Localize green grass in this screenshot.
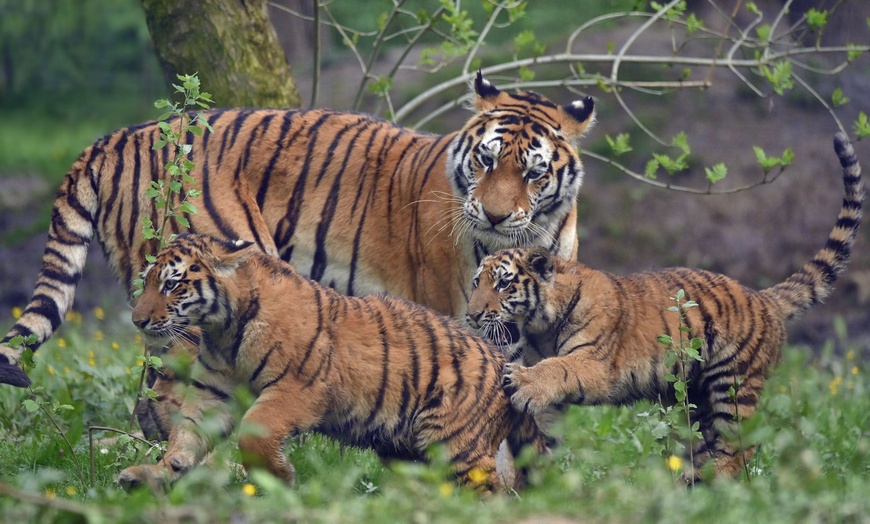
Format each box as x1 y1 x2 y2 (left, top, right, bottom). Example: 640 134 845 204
0 311 868 522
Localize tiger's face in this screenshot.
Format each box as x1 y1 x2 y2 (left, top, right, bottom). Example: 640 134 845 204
465 247 554 360
447 73 595 250
131 235 252 343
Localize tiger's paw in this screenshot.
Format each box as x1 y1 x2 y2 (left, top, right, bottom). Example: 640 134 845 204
503 363 554 416
117 452 193 492
117 464 174 493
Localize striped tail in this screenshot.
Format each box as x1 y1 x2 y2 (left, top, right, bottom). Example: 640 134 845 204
0 147 99 387
762 132 864 320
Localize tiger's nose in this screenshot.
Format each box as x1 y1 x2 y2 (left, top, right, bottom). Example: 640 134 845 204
467 311 483 324
483 209 509 225
131 312 149 330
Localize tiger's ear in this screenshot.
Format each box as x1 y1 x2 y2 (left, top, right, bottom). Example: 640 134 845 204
473 70 501 112
525 247 554 283
206 237 257 277
560 96 596 145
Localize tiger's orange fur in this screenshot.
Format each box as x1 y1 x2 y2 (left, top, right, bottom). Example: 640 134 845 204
0 73 595 441
466 133 863 480
116 234 551 491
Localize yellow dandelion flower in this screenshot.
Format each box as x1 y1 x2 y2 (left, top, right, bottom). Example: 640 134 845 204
134 334 143 345
64 367 71 375
667 455 683 472
11 306 22 320
112 342 120 350
846 350 855 361
852 366 859 376
65 485 77 496
65 311 82 323
57 338 67 348
95 330 104 342
439 483 454 497
45 488 56 500
829 376 843 396
88 350 96 367
47 365 56 376
467 467 489 484
93 307 105 320
241 483 257 497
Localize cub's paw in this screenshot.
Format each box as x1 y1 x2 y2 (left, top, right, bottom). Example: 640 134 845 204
502 363 552 416
117 464 173 493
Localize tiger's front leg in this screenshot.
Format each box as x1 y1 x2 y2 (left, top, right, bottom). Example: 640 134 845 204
119 364 235 492
135 338 200 442
503 353 611 416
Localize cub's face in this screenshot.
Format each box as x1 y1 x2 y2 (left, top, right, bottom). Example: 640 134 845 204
465 247 553 360
131 234 250 342
447 73 595 251
131 248 211 343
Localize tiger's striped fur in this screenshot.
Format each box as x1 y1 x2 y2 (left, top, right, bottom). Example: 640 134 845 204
0 72 596 397
116 233 551 491
466 133 863 480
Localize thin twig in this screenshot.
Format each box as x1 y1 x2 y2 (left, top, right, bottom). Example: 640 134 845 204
310 0 321 107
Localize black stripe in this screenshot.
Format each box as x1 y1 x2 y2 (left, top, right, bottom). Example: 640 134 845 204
191 379 230 401
364 305 391 426
310 121 372 281
250 343 279 385
275 112 335 249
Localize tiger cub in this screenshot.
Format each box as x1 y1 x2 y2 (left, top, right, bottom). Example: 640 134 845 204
465 133 863 480
117 233 551 492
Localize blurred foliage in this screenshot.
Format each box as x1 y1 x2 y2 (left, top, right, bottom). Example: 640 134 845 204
0 0 163 107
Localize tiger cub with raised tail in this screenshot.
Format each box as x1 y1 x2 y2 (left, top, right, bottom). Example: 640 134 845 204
465 133 863 480
117 233 552 492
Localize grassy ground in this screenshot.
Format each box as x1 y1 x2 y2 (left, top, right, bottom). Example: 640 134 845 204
0 311 867 523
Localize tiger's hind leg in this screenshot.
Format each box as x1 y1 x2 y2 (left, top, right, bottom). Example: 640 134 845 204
687 373 763 481
237 383 324 486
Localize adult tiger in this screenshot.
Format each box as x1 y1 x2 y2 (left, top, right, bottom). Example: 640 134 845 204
117 233 552 491
465 133 863 480
0 73 596 436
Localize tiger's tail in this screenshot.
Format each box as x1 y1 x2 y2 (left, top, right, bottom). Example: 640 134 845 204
762 132 864 320
0 146 100 387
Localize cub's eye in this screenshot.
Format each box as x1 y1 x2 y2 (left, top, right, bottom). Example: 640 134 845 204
478 153 495 171
495 278 513 292
163 279 179 293
526 166 548 182
471 276 479 289
189 264 201 273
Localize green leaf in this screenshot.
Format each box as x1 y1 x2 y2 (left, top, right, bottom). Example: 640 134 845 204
657 334 673 346
651 420 671 439
152 139 167 151
180 201 198 215
145 254 156 263
755 24 771 41
175 215 190 228
157 121 173 133
805 8 828 32
853 112 870 139
685 13 702 35
186 125 204 137
154 99 171 109
606 133 633 156
746 2 760 15
22 399 39 413
780 148 794 167
831 88 850 107
705 163 728 184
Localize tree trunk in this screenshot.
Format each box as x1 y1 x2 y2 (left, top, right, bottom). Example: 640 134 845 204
140 0 301 108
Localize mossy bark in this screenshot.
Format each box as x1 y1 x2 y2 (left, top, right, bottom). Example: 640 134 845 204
140 0 301 108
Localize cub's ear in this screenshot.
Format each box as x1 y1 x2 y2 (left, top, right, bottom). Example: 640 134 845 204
473 70 501 112
560 96 596 145
525 247 554 282
206 237 257 277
